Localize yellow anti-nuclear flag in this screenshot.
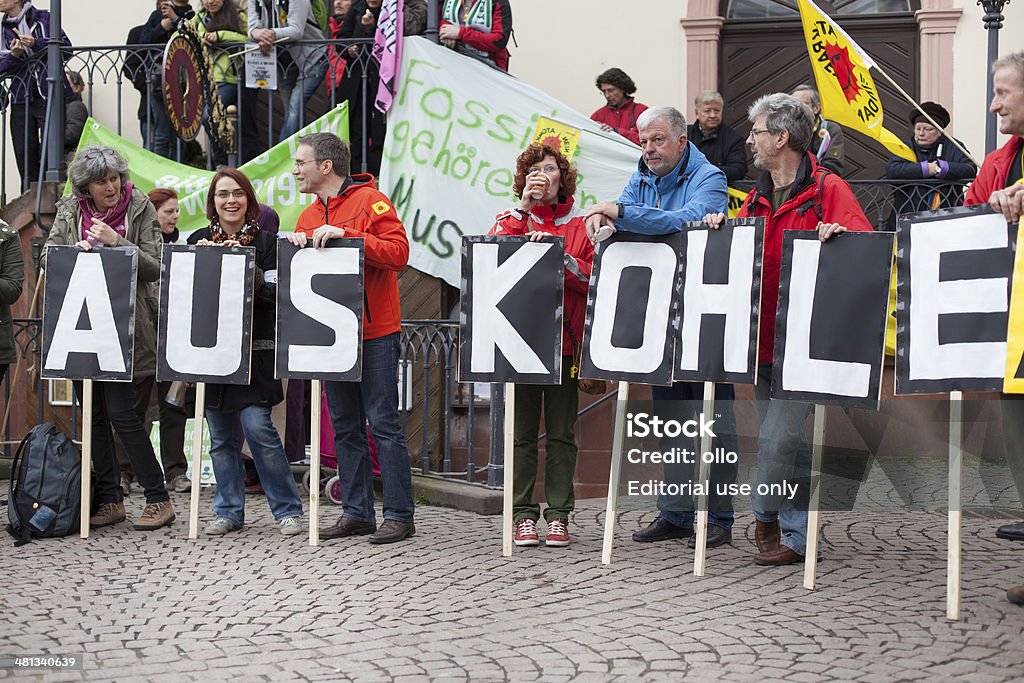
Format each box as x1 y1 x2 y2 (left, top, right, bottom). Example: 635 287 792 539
1005 225 1024 392
727 187 748 219
797 0 915 162
532 117 581 162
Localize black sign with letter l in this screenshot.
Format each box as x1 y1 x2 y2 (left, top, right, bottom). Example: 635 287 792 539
41 245 138 381
276 238 364 381
459 235 564 384
773 230 894 408
580 232 681 386
157 244 255 384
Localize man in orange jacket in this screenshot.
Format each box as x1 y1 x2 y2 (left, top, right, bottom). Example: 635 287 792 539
285 132 415 544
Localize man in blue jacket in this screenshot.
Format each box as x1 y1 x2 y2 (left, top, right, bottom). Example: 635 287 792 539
586 106 738 549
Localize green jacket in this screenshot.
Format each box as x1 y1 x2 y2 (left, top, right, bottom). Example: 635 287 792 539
190 9 249 85
0 220 24 366
43 190 162 377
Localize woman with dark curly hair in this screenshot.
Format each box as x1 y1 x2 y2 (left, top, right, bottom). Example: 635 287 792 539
591 67 648 145
489 144 594 548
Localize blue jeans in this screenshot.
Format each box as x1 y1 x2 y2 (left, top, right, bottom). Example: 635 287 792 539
651 382 738 531
278 57 328 141
148 96 175 160
325 333 414 523
205 405 303 526
751 364 817 556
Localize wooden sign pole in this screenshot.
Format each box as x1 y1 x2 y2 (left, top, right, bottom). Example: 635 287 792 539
692 381 716 576
79 379 93 539
187 382 206 540
309 379 322 547
502 383 516 557
947 390 963 620
803 403 826 590
601 381 630 564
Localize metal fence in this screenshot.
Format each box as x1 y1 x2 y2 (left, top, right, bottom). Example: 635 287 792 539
0 37 379 203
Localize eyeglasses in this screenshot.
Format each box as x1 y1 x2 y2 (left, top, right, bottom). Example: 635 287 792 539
214 189 246 199
747 128 773 139
914 124 939 134
294 159 321 169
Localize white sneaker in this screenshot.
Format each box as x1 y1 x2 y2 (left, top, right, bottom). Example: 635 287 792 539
279 516 303 536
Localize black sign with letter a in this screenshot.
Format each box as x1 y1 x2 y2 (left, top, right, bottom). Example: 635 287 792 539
157 244 255 384
772 231 894 408
895 206 1014 394
459 235 564 384
276 239 364 381
675 218 763 385
580 233 681 386
41 245 138 381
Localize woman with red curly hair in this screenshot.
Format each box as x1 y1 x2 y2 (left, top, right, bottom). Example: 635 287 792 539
489 144 594 548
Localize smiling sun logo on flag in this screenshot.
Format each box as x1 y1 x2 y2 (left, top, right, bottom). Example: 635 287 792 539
823 42 861 104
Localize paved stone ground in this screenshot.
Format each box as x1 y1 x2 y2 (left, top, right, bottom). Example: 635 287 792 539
2 487 1023 683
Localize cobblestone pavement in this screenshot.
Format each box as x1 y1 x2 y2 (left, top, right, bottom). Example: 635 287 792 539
2 489 1023 683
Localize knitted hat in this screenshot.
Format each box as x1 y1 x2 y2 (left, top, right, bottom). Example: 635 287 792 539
911 102 950 129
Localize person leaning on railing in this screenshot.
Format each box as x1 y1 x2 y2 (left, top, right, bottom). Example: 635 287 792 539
885 101 976 221
41 145 175 532
0 0 73 192
140 1 196 160
489 143 594 549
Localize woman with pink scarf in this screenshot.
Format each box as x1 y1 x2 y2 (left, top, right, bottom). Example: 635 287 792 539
42 145 174 532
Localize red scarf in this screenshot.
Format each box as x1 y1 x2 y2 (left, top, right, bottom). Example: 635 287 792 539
77 181 133 241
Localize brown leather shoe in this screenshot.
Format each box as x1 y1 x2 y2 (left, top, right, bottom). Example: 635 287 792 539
754 519 780 553
1008 585 1024 605
89 501 126 528
133 500 175 530
754 545 804 566
321 516 377 539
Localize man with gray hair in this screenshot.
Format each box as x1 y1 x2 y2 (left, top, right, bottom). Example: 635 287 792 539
791 84 846 175
687 91 748 182
705 93 871 565
586 106 739 550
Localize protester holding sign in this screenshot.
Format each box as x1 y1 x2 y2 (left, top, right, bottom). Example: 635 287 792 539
185 168 304 536
189 0 260 164
488 144 594 548
42 145 175 531
706 93 871 566
287 132 415 544
962 51 1024 605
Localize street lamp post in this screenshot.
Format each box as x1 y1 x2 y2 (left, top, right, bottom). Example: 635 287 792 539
979 0 1010 154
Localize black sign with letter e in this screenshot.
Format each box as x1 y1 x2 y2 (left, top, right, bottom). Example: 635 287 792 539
157 244 255 384
580 232 681 386
772 231 894 408
276 238 364 381
459 235 564 384
675 218 764 384
41 245 138 381
895 206 1014 394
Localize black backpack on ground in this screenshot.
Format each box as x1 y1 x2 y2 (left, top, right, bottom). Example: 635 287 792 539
6 424 82 546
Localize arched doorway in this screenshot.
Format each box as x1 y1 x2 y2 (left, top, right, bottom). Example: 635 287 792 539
718 0 921 180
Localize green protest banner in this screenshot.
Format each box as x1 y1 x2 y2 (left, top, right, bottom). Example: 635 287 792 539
69 103 349 234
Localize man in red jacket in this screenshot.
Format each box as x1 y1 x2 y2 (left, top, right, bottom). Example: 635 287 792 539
285 132 415 544
962 52 1024 605
706 93 871 566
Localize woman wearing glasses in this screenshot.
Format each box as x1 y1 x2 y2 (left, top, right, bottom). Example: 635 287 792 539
187 168 304 537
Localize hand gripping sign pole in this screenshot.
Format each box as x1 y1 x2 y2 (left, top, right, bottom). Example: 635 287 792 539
692 381 715 576
187 383 206 540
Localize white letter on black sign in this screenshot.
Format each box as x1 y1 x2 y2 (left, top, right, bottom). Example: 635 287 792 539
44 253 126 374
678 228 755 374
909 215 1008 380
589 242 676 374
288 247 360 374
165 252 247 376
782 239 870 396
470 242 549 375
